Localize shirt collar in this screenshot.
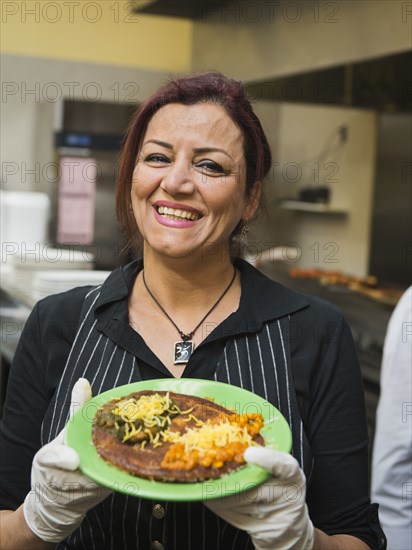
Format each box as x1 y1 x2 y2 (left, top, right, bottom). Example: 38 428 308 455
93 258 309 332
233 258 309 332
94 259 142 311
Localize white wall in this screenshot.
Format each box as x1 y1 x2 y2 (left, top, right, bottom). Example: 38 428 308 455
249 101 377 277
193 0 411 80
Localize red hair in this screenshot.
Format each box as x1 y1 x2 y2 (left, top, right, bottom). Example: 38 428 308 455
116 71 272 253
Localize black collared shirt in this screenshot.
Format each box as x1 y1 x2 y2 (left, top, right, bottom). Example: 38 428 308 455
0 259 383 549
93 258 308 381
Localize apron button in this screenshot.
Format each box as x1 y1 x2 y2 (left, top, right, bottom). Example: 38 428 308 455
152 504 165 519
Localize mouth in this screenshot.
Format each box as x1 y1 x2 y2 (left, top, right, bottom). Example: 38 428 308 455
155 205 202 222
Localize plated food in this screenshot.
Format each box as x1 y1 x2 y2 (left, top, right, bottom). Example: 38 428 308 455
92 390 264 482
66 379 292 500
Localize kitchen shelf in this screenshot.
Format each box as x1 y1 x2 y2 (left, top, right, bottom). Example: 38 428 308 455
279 200 348 215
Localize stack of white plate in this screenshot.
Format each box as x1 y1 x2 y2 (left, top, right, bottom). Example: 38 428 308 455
32 270 111 302
4 248 97 306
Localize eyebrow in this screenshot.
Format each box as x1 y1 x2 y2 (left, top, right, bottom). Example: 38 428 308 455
144 139 234 160
194 147 233 160
145 139 172 149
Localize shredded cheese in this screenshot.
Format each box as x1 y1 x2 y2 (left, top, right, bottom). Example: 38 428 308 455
160 413 264 470
110 392 191 444
161 418 254 454
112 392 173 424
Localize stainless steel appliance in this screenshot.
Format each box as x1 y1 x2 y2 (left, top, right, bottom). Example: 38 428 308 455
51 99 136 270
369 113 412 287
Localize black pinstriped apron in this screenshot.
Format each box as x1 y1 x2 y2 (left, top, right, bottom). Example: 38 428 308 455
41 285 312 550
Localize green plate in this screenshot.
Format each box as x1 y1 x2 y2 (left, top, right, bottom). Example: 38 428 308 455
65 378 292 501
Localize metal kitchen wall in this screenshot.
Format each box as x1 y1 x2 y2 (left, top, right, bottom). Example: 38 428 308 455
369 113 412 287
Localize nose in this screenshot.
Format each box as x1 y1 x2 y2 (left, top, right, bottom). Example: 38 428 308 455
160 160 195 196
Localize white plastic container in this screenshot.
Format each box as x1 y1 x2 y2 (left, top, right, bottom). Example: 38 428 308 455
0 191 50 263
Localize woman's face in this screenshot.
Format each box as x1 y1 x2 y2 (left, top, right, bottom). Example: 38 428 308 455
131 102 260 261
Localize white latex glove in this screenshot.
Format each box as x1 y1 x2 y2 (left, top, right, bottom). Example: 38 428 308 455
23 378 112 543
206 447 314 550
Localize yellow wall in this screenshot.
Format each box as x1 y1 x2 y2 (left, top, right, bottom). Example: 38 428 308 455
1 1 193 72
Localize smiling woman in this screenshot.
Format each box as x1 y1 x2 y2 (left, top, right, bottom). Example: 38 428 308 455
130 102 254 261
116 72 272 257
0 72 385 550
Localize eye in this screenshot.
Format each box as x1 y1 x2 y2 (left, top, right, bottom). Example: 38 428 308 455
196 160 225 174
144 153 171 164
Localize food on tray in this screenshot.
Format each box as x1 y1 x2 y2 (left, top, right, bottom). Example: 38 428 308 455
289 267 378 288
289 267 404 305
92 390 264 482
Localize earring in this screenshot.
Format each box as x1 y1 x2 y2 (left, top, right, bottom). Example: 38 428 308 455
129 203 133 213
240 220 249 238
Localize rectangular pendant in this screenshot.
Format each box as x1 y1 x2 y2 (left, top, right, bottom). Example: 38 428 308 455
174 341 194 364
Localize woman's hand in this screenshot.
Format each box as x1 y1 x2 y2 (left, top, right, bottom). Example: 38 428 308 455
23 378 112 543
205 447 314 550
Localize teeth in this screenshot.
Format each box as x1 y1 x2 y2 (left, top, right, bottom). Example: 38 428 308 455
157 206 200 221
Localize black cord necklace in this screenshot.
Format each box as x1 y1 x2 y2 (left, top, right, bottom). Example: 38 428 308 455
142 267 237 365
